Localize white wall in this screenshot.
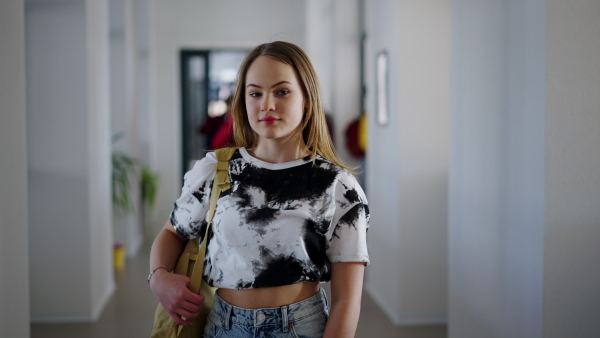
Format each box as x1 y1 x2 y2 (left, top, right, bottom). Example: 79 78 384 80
87 0 117 321
134 0 153 169
448 1 546 337
364 0 449 325
305 0 362 166
305 0 335 115
26 0 115 322
363 0 402 323
450 1 600 337
331 1 362 165
149 0 306 236
110 0 145 258
0 0 30 336
544 1 600 336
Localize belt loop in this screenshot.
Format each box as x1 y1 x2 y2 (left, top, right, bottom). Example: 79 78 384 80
224 302 232 330
281 306 289 332
321 288 328 308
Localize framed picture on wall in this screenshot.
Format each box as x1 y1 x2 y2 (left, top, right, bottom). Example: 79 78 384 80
376 50 389 126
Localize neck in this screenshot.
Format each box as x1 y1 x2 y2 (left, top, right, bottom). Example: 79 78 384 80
250 135 310 164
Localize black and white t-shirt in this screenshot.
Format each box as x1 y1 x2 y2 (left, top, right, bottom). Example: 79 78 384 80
170 148 369 290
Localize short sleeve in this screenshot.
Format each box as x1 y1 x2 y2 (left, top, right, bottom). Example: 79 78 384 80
169 152 217 240
326 170 370 265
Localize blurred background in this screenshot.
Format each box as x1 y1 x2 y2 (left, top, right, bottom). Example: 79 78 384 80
1 0 599 337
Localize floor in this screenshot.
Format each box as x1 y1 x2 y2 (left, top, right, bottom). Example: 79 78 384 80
31 245 447 338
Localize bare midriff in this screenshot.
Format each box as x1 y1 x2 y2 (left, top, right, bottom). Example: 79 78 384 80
217 281 321 309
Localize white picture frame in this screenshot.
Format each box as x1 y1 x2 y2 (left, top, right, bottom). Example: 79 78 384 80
376 50 389 126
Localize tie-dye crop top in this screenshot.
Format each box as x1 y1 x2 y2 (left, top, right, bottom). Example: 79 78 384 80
170 148 369 290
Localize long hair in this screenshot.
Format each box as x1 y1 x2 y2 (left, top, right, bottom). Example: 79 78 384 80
231 41 351 170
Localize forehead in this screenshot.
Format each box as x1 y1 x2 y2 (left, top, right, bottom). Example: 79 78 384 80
245 56 299 84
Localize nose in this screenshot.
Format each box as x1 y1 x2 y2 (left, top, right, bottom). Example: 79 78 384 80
260 95 275 112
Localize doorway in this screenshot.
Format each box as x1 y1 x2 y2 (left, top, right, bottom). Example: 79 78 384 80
179 49 248 179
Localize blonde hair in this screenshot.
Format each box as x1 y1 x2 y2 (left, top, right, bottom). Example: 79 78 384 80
232 41 350 170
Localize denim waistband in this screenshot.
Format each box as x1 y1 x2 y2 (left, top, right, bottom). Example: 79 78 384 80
211 288 327 328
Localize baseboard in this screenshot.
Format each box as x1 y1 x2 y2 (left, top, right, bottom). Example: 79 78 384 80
394 316 447 326
91 279 116 321
31 281 116 324
31 313 93 324
364 283 447 326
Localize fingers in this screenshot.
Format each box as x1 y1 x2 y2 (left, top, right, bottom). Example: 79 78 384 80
178 298 203 317
165 303 201 326
151 272 206 326
167 309 194 326
167 298 203 326
166 290 204 325
173 283 204 306
186 290 205 305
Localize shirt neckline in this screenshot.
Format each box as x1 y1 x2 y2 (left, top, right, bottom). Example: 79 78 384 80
239 148 312 170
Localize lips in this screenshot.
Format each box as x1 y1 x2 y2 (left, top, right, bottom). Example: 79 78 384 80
259 116 279 125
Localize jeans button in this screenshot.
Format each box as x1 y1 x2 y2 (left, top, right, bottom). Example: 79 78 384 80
256 312 265 324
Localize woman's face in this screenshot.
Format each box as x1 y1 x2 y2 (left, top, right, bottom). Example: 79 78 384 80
244 56 305 144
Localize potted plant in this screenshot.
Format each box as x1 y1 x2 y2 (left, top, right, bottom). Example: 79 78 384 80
111 133 159 215
111 133 159 269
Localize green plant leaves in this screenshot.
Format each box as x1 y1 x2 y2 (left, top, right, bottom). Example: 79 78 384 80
112 134 159 215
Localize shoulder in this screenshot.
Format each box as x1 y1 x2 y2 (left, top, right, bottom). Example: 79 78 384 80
337 170 368 204
314 156 356 181
314 157 367 203
183 151 218 186
189 151 217 173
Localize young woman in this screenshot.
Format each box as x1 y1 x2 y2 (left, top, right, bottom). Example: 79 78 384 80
149 41 369 337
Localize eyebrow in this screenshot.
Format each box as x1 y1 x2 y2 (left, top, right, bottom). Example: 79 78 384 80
246 81 291 89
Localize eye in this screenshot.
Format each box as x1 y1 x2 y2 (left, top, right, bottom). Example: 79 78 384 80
276 89 290 95
249 92 262 98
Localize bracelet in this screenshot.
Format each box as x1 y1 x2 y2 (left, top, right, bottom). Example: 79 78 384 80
147 267 169 284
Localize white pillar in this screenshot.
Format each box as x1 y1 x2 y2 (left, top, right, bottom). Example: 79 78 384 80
448 1 546 337
26 0 115 322
110 0 145 258
305 0 362 166
331 0 362 165
0 0 30 336
364 0 450 325
450 1 600 337
544 1 600 336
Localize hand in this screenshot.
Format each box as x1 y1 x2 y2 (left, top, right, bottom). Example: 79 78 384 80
149 269 205 326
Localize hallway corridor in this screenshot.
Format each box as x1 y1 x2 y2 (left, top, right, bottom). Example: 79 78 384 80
31 245 447 338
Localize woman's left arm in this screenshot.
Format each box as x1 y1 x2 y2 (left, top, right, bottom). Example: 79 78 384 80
323 262 365 338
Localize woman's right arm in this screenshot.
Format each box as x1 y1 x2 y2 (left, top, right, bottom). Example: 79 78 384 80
149 220 205 326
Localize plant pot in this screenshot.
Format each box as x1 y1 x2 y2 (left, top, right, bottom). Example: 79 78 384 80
113 243 126 270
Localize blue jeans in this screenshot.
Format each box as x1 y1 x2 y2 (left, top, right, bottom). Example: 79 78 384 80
203 288 329 338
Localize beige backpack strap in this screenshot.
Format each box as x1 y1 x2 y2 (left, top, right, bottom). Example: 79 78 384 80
188 148 237 294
